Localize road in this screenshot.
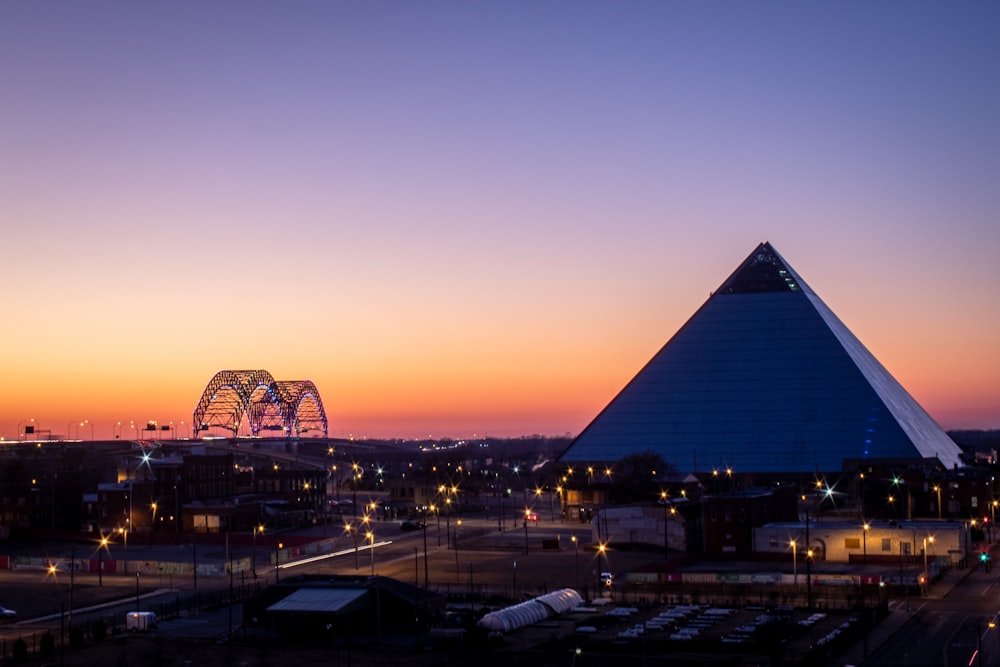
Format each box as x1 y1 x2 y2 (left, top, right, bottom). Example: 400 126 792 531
862 563 1000 667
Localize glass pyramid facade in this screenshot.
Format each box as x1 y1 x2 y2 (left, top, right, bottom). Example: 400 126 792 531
560 242 963 474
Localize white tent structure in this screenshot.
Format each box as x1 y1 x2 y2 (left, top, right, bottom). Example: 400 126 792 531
477 588 583 633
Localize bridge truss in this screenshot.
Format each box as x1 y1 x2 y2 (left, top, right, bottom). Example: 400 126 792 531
192 369 328 438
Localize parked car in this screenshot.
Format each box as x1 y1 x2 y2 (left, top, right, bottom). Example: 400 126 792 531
400 520 426 531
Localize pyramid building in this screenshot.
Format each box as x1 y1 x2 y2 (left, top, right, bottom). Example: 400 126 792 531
559 242 963 474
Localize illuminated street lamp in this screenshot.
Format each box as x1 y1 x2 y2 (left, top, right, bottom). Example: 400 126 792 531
863 522 870 563
430 503 441 546
252 524 264 577
992 501 998 542
454 519 462 576
922 535 935 595
571 535 579 590
98 535 109 586
345 520 359 569
660 491 669 559
806 548 814 609
367 530 375 576
934 485 942 519
597 542 609 586
790 540 798 593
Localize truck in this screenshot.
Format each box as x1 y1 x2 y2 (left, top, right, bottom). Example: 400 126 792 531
126 611 157 631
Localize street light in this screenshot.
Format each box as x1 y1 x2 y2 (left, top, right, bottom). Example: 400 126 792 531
345 521 359 569
98 535 109 586
922 535 935 595
790 540 798 593
275 541 283 582
934 485 942 519
571 535 579 591
660 491 670 560
523 508 530 555
863 522 870 563
252 524 264 577
992 501 998 542
454 519 462 577
367 530 375 576
806 548 814 610
431 503 441 546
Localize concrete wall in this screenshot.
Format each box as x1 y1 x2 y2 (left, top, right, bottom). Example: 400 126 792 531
592 505 685 551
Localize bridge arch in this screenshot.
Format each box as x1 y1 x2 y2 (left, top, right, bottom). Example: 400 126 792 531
192 370 329 438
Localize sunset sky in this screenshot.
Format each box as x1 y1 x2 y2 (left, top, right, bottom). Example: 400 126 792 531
2 2 998 441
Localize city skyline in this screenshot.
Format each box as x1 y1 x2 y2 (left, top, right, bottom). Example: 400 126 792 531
3 3 998 441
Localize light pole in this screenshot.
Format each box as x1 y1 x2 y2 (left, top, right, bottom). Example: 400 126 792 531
806 548 814 610
922 535 935 595
69 543 75 628
790 540 798 594
275 541 283 582
367 530 375 576
523 508 529 555
863 522 869 563
660 491 669 559
992 501 998 542
571 535 579 591
252 524 263 577
454 519 462 577
421 506 429 588
934 485 942 519
351 463 359 522
98 536 108 586
344 520 359 569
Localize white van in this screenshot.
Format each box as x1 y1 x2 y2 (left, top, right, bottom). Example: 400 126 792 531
126 611 157 631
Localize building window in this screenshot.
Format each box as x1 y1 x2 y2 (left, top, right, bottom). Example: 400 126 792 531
881 538 892 552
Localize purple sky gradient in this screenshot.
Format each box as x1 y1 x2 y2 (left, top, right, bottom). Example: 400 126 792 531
2 2 998 440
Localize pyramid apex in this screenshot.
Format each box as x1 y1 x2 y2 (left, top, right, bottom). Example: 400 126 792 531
716 242 803 294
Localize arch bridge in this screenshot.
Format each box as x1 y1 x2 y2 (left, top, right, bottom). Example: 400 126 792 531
192 369 328 438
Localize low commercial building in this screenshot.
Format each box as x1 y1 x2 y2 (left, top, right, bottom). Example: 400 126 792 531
753 520 970 566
